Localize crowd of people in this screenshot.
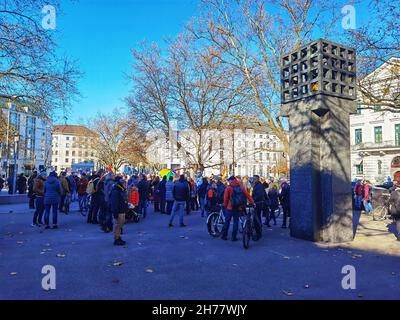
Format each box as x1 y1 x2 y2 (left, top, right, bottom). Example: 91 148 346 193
5 168 400 244
15 169 292 246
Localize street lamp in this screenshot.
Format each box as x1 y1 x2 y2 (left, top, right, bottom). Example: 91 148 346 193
12 135 19 195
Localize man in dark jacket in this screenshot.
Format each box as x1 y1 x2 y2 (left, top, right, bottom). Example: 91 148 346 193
137 174 150 218
251 175 265 240
158 176 167 214
17 173 27 194
44 171 61 229
169 175 190 227
109 176 128 246
32 172 46 226
279 180 291 229
198 178 209 217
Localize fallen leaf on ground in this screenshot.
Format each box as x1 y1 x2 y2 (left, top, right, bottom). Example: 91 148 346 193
304 284 310 289
391 272 396 276
16 241 24 244
233 264 238 267
282 290 295 296
283 256 290 260
180 236 185 238
112 278 120 283
113 262 123 267
137 242 143 246
56 253 66 258
9 272 17 276
145 269 154 273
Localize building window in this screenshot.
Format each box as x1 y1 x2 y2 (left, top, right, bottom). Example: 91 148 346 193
72 151 76 156
355 129 362 145
356 103 362 115
356 161 364 175
72 159 76 164
66 137 70 141
378 160 382 175
395 124 400 146
66 151 69 156
374 126 383 144
66 143 70 148
65 158 69 163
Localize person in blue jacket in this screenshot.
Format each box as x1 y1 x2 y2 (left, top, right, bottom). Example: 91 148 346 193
44 171 61 229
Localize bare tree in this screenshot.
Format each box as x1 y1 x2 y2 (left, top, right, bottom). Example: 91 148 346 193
0 0 80 125
88 111 148 172
345 0 400 112
187 0 342 152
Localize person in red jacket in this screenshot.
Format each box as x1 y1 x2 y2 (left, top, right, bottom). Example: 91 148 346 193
221 176 254 241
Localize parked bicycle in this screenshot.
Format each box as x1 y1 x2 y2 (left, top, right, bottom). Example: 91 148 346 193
207 205 245 237
243 206 259 249
373 193 391 221
78 194 89 216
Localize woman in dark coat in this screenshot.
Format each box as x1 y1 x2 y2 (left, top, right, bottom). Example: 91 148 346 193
44 172 61 229
17 173 27 194
110 176 128 246
266 185 279 227
151 176 161 212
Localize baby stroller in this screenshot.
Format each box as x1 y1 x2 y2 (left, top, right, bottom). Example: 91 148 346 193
126 187 140 223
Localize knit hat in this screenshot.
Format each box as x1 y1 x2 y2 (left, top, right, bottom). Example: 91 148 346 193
394 171 400 183
39 171 47 178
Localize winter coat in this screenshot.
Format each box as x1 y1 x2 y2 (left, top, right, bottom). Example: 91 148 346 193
17 175 27 193
77 177 88 195
223 179 254 211
44 175 61 205
67 175 77 191
198 181 208 199
104 175 115 203
158 179 167 199
252 181 266 203
59 176 70 196
173 180 190 202
279 183 290 208
109 184 128 218
268 189 279 209
216 181 226 204
165 181 174 202
362 184 372 202
389 185 400 217
138 180 150 201
33 177 45 197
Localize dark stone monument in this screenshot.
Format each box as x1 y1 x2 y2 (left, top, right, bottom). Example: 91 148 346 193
281 39 357 243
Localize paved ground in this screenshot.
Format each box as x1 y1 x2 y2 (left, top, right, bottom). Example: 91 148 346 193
0 201 399 300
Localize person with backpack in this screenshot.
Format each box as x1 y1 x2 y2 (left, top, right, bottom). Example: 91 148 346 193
206 181 219 215
251 175 264 240
169 175 190 228
389 172 400 241
221 176 254 241
109 176 128 246
362 180 373 215
216 177 226 209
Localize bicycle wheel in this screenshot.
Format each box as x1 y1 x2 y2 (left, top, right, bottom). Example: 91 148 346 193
207 212 223 237
239 215 245 233
242 219 251 249
373 206 388 221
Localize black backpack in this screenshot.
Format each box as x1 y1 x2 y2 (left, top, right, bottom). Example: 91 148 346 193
231 186 247 210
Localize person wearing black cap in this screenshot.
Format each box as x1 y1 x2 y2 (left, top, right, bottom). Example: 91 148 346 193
109 176 128 246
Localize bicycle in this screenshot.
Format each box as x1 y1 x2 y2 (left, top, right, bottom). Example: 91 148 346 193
207 205 245 237
78 194 89 216
373 193 390 221
242 206 260 249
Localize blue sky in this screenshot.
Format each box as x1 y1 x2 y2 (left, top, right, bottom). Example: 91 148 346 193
55 0 199 124
54 0 369 125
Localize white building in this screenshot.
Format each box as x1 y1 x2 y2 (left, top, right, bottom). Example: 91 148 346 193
51 125 98 173
350 57 400 183
147 125 288 178
0 101 52 177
